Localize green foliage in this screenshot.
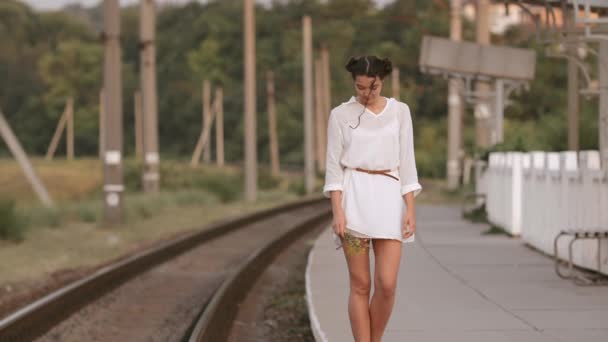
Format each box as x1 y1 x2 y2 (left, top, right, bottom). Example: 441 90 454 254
0 197 25 241
0 0 601 178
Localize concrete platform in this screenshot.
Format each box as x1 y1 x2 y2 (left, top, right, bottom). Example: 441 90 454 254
306 205 608 342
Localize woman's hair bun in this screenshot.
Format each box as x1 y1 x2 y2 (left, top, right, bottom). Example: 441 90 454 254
345 56 359 72
344 55 393 80
382 57 393 75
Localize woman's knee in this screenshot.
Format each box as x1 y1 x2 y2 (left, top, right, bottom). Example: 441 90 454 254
350 275 371 296
375 276 397 298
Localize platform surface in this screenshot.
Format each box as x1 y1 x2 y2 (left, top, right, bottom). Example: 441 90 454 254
306 205 608 342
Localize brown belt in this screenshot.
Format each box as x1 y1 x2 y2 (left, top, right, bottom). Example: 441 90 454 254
353 167 400 181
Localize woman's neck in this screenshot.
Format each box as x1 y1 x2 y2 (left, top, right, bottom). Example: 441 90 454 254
358 96 385 108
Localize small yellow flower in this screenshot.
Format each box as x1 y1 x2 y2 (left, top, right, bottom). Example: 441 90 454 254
343 232 370 255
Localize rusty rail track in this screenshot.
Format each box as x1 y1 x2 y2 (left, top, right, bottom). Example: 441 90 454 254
186 202 331 341
0 197 328 342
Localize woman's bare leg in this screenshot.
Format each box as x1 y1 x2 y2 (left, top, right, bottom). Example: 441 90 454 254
369 239 402 342
341 234 372 342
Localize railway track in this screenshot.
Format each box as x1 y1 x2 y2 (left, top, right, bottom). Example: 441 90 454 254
0 197 331 342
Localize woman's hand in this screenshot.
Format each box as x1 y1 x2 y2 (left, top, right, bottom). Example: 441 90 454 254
402 210 416 239
332 208 347 239
330 191 346 238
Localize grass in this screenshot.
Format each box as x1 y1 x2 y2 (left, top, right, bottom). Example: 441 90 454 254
0 157 310 286
0 189 305 285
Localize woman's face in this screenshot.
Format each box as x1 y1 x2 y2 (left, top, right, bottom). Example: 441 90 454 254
354 75 383 104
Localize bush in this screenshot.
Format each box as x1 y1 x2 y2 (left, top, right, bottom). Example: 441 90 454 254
288 178 306 196
258 168 282 190
0 198 25 241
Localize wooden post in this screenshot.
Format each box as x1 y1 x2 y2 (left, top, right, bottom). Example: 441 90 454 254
191 97 217 167
45 101 69 161
99 89 105 159
66 97 74 160
314 57 325 172
102 0 125 224
0 108 53 207
391 67 400 101
215 87 225 167
191 80 211 166
303 15 314 194
244 0 257 201
140 0 160 192
134 90 143 159
202 79 212 163
266 71 280 176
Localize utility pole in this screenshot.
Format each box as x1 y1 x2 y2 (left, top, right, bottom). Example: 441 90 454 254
567 7 580 151
244 0 257 201
474 0 493 149
303 15 314 195
215 87 225 167
315 57 325 172
599 40 608 167
99 89 105 159
140 0 159 192
134 90 143 159
0 108 53 207
391 67 400 101
447 0 463 190
321 45 331 125
266 71 280 176
102 0 125 225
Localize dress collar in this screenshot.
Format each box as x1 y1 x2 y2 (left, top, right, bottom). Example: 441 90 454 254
346 96 393 107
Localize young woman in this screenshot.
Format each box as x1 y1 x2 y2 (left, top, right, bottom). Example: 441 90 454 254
323 55 422 342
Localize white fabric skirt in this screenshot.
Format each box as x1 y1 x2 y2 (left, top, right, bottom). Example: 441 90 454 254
332 168 415 250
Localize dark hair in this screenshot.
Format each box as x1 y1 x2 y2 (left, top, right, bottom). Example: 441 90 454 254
345 56 393 80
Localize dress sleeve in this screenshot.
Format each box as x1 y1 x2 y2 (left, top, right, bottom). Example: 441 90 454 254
322 111 345 198
399 104 422 197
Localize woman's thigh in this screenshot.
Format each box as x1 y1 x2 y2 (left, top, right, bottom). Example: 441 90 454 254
371 239 402 292
341 234 371 290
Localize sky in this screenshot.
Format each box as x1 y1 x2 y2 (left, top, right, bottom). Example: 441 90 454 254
21 0 395 11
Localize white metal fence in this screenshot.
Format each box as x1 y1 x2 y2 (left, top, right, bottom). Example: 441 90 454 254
479 150 608 275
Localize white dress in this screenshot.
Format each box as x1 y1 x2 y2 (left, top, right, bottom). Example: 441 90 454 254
322 96 422 249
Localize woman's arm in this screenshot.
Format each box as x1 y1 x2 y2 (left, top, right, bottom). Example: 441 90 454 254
398 103 422 198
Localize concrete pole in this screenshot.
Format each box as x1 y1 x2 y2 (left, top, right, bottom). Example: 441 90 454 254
567 9 579 151
494 79 504 144
140 0 159 192
215 87 224 167
66 97 74 160
599 41 608 168
134 90 143 159
99 89 105 159
102 0 125 225
315 57 326 172
321 45 331 125
202 79 212 163
447 0 463 190
303 16 315 195
474 0 493 149
266 71 280 176
0 109 53 207
244 0 257 201
391 67 400 101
